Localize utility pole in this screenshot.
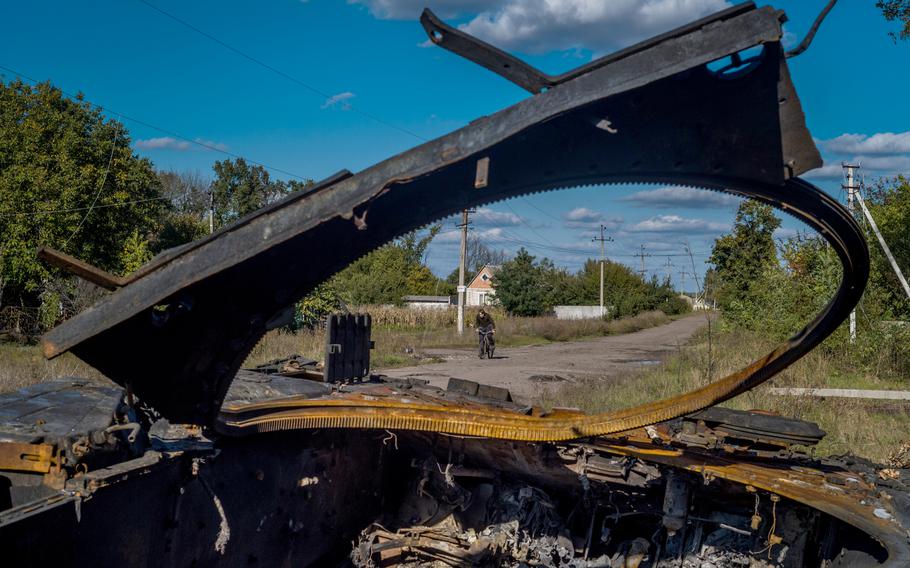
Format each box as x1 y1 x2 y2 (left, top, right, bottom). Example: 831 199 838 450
457 209 469 335
843 163 858 343
678 270 689 295
663 256 673 286
208 190 215 234
591 226 613 317
634 245 650 279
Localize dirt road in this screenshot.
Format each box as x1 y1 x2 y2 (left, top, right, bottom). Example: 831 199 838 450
380 313 709 402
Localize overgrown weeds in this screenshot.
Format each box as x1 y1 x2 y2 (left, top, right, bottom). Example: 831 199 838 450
538 322 910 463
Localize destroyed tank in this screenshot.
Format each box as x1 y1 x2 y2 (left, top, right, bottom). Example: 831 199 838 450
3 3 910 566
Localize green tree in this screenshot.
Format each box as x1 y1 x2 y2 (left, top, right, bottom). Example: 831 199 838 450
865 176 910 319
294 283 344 329
0 79 164 308
119 229 153 274
709 201 781 310
152 213 209 253
406 265 443 296
493 248 546 316
332 227 445 305
878 0 910 41
210 158 289 228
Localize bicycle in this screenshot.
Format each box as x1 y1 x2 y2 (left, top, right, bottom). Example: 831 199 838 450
477 327 495 359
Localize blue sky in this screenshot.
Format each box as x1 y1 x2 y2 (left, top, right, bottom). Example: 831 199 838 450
3 1 909 290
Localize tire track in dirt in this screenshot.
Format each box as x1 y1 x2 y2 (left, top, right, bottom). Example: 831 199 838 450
379 313 710 403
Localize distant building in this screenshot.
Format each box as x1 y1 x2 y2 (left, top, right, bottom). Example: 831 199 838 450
679 294 714 311
554 306 610 320
466 265 499 307
402 295 453 310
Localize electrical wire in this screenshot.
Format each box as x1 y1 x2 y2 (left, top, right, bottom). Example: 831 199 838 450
61 124 119 250
137 0 427 142
0 196 172 218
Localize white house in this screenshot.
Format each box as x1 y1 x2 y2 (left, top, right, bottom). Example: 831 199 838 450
465 265 499 307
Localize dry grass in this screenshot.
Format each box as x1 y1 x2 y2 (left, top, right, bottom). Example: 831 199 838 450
0 342 110 393
0 308 676 397
539 325 910 463
245 308 674 370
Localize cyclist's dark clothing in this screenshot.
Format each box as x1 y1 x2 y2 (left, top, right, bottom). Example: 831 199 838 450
475 312 495 352
475 312 495 329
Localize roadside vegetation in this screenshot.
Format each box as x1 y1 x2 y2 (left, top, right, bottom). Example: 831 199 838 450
543 181 910 463
246 308 675 370
539 321 910 463
0 78 690 395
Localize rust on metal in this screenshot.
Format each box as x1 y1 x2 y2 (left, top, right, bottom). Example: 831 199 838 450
36 246 128 291
0 442 55 474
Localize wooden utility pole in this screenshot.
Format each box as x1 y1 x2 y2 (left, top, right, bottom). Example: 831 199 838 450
457 209 469 335
591 226 613 317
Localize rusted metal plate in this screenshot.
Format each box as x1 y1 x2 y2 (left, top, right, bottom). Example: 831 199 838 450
41 4 849 429
0 442 54 473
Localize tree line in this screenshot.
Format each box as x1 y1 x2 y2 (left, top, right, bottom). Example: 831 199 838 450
0 79 314 331
708 186 910 375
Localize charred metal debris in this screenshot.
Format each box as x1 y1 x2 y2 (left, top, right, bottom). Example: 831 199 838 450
3 2 909 566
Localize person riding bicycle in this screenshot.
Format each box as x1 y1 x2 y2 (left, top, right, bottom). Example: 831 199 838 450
474 308 495 354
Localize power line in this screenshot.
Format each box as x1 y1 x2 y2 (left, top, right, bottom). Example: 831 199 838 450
0 196 172 218
0 64 309 180
502 201 559 246
62 123 119 249
137 0 427 142
520 197 566 224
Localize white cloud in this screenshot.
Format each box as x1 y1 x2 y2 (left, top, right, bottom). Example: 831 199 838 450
135 137 191 151
473 207 523 227
804 155 910 180
321 91 355 110
802 162 843 180
354 0 730 54
350 0 495 19
821 131 910 156
781 29 798 49
565 207 600 222
135 137 228 152
563 207 623 230
621 186 741 209
627 215 727 234
774 227 800 241
458 0 730 54
436 226 508 244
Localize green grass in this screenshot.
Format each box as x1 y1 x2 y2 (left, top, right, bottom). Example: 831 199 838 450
538 324 910 463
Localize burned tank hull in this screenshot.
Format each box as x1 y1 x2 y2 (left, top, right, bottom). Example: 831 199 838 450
2 375 909 566
4 2 907 566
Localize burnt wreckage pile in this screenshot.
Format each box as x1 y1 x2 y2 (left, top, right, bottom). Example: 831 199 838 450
2 2 910 566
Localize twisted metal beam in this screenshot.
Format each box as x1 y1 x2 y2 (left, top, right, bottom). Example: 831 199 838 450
43 4 866 432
